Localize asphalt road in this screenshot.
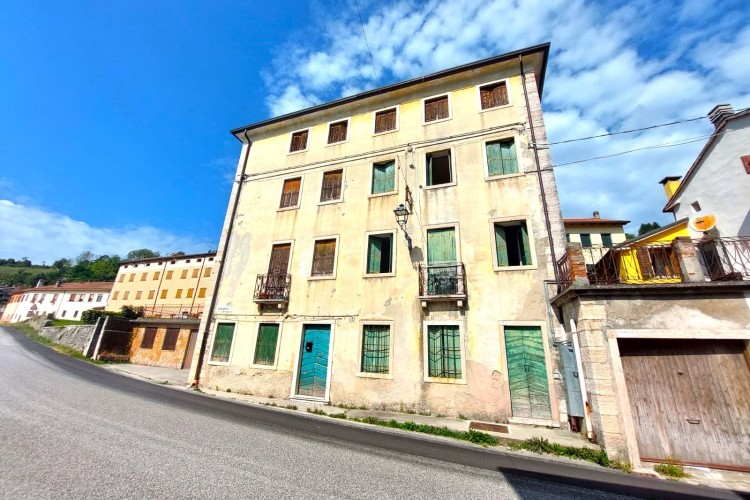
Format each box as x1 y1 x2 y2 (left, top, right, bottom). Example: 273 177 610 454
0 327 739 500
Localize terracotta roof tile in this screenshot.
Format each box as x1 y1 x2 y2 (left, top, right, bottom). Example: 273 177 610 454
15 282 114 294
563 218 630 224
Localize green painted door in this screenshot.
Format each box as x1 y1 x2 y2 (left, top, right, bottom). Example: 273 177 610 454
426 228 457 294
504 326 551 420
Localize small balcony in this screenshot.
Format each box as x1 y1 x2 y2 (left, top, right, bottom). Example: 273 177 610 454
253 273 291 308
418 263 467 308
142 304 204 319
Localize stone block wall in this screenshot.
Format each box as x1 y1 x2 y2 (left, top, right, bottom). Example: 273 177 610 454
39 325 96 353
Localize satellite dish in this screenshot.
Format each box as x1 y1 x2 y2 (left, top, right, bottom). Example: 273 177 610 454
689 210 718 232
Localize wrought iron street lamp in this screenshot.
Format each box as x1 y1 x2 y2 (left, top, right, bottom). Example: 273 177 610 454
393 203 413 249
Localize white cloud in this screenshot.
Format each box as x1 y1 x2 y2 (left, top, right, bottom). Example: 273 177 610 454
265 84 322 117
0 200 215 263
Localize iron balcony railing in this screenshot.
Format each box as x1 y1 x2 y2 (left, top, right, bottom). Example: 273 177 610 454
694 237 750 281
142 303 204 319
557 252 571 291
418 263 467 298
253 273 292 302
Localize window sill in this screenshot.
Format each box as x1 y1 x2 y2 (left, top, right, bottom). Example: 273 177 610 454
207 360 231 366
277 206 300 212
318 199 343 206
372 129 398 137
485 172 525 182
325 139 348 147
423 376 467 385
286 149 308 156
423 182 457 191
422 117 452 126
309 275 336 281
368 191 397 199
356 372 393 380
493 264 538 272
363 272 396 278
478 102 513 114
249 363 278 371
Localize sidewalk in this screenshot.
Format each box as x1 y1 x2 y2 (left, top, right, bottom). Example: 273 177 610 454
103 362 750 494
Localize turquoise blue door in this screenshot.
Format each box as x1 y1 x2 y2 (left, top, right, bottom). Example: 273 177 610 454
297 325 331 398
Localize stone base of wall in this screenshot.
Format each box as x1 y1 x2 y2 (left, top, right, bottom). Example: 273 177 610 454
40 325 96 353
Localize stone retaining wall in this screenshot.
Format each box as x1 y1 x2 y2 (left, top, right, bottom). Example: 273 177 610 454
39 325 96 353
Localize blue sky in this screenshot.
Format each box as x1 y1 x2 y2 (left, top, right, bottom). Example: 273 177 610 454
2 0 749 263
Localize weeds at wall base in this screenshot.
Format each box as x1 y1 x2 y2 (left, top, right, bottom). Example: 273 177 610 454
13 323 104 365
509 437 632 472
654 461 690 479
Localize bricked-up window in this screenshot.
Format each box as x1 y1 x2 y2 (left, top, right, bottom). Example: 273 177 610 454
424 95 449 122
311 239 337 276
141 327 157 349
374 108 397 133
289 130 309 152
479 81 509 109
320 170 343 202
327 120 348 144
279 177 302 208
162 328 180 351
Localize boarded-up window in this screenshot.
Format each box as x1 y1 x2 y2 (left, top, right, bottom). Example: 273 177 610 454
479 81 509 109
312 239 336 276
424 95 449 122
426 150 452 186
254 324 280 365
320 170 343 202
289 130 308 152
361 325 390 374
141 327 157 349
495 221 532 267
371 160 395 194
162 328 180 351
427 325 461 378
279 177 301 208
211 323 235 363
486 139 518 176
374 108 397 133
367 234 393 274
327 120 348 144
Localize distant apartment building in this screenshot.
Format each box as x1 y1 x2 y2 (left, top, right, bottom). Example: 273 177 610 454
0 282 113 324
191 43 572 424
564 212 629 248
107 252 216 370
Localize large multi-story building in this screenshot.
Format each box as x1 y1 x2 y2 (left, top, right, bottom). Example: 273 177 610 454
191 43 570 424
0 282 113 323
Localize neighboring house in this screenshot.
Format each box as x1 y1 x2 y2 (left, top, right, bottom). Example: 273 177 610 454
107 252 217 370
190 43 572 425
564 212 629 249
663 104 750 237
550 108 750 470
0 282 114 324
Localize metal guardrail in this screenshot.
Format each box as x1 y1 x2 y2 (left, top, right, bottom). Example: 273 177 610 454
557 253 571 291
142 304 204 319
694 237 750 281
418 263 467 297
254 273 292 302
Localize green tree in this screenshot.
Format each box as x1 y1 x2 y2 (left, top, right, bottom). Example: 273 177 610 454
126 248 160 260
637 222 662 236
89 255 121 281
52 258 72 271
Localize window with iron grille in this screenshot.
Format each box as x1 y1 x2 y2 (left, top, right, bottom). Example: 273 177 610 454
311 239 337 276
494 221 532 267
162 328 180 351
210 323 235 363
427 325 461 378
254 323 280 365
327 120 348 144
320 170 343 202
424 95 449 122
479 81 509 109
486 139 518 176
289 130 309 152
361 325 390 374
141 327 157 349
371 160 395 194
280 177 302 208
374 108 397 133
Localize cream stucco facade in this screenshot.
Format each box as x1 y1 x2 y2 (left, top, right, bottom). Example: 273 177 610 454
192 44 569 423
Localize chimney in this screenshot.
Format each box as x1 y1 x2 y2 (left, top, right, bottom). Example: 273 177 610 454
35 279 44 288
659 176 682 201
707 104 733 129
592 211 600 219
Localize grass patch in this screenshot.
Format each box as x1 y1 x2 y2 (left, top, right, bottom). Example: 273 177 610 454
509 437 631 472
12 323 103 365
654 461 689 479
307 408 326 416
49 319 85 327
284 404 298 411
351 416 499 447
329 412 348 419
263 402 278 407
335 403 367 410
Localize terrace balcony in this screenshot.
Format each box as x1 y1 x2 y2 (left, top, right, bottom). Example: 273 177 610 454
253 273 291 309
418 263 467 308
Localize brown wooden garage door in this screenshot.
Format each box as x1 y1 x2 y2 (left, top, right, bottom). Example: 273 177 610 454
619 339 750 470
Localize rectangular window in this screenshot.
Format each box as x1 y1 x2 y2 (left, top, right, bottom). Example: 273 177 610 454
424 95 449 122
181 270 188 279
141 327 157 349
175 289 183 299
162 328 180 351
123 291 129 300
96 294 103 302
312 238 337 276
327 120 348 144
186 288 194 298
580 233 592 248
160 290 168 299
371 160 395 194
486 139 518 176
479 81 509 109
118 275 125 282
129 274 135 282
494 221 532 267
166 271 173 279
69 294 75 302
135 291 142 300
601 233 613 248
279 177 301 208
112 292 118 300
366 234 393 274
361 325 390 374
374 108 397 133
88 294 94 302
148 290 155 299
320 170 343 202
204 267 212 278
153 272 160 280
210 323 235 363
427 325 461 378
73 311 79 318
426 150 452 186
198 288 206 298
289 130 309 152
254 323 280 365
192 268 199 278
140 272 147 281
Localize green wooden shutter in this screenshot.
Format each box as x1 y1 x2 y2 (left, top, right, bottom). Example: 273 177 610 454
486 142 503 176
500 141 518 174
254 324 279 365
427 228 456 264
367 236 382 273
211 323 235 363
372 161 395 194
520 222 532 265
494 224 509 266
